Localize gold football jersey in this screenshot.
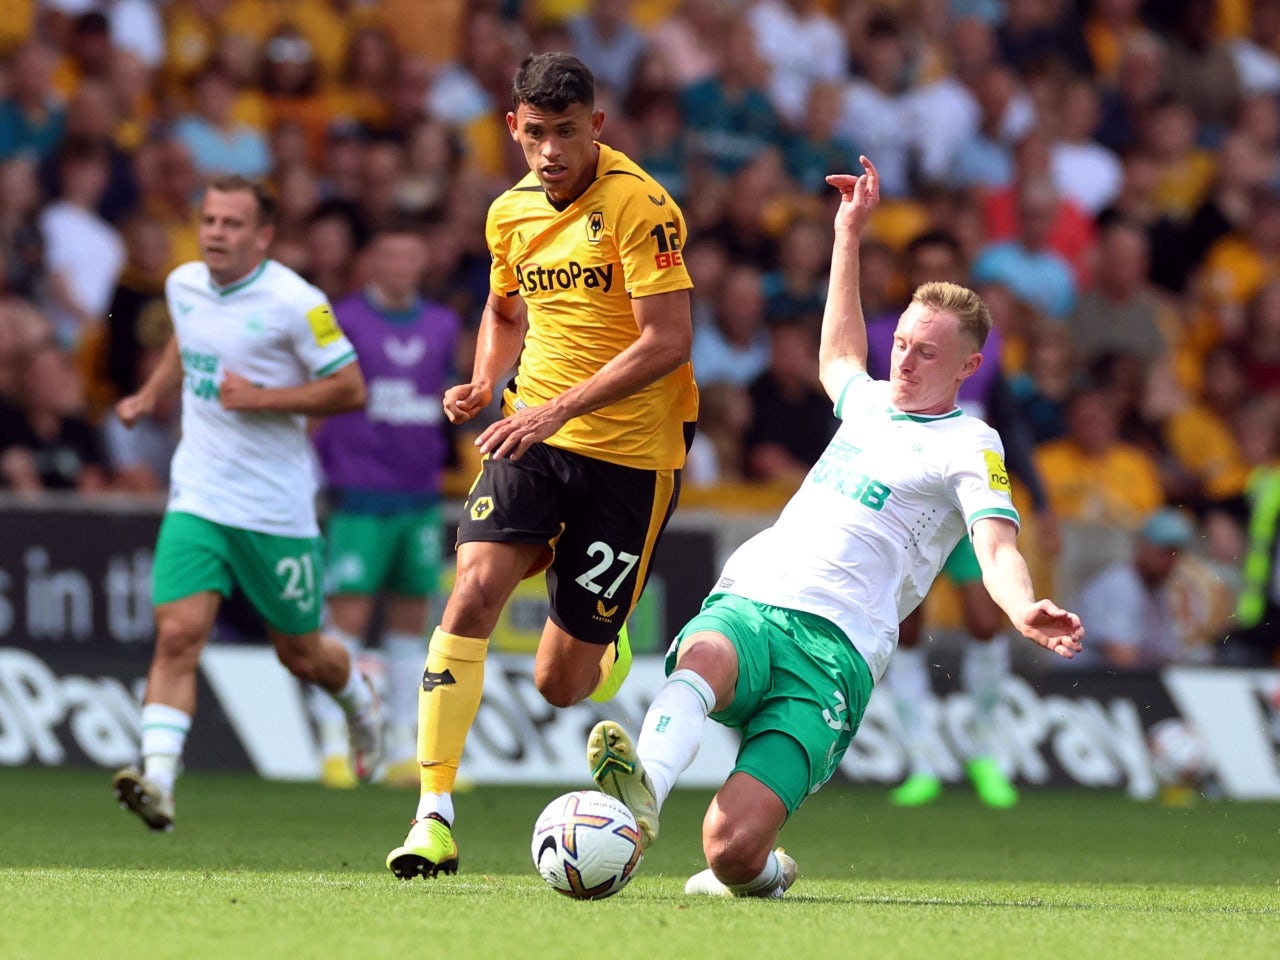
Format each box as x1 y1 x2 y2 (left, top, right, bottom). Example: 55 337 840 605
486 143 698 470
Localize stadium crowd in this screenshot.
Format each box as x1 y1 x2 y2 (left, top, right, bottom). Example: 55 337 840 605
0 0 1277 666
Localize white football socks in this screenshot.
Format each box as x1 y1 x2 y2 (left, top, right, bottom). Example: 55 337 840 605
140 702 190 794
962 634 1009 758
727 850 785 897
384 630 426 760
415 791 454 825
635 668 716 808
883 645 936 778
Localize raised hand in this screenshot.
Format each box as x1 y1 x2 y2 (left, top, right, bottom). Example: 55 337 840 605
825 155 880 237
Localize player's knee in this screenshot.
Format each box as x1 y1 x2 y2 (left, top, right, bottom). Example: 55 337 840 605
533 665 587 708
702 821 769 885
447 565 513 628
153 618 204 667
275 637 322 682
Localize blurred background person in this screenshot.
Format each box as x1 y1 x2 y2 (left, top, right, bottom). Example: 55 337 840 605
0 333 109 493
309 218 463 788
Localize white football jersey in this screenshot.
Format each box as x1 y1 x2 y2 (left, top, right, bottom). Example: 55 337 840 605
715 374 1019 682
165 259 356 536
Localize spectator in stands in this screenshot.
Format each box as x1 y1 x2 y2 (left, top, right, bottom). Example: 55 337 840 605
1005 319 1074 445
106 0 166 73
304 202 359 304
948 62 1031 190
1068 218 1177 372
629 90 689 201
422 7 510 128
1096 29 1169 153
1073 508 1216 669
680 18 784 175
837 13 917 198
692 264 771 389
1164 0 1242 142
0 334 109 493
335 24 399 135
995 0 1092 76
0 298 19 410
1198 186 1280 320
38 79 138 225
747 0 847 129
1048 74 1123 215
0 158 46 300
1235 92 1280 189
763 216 829 323
173 66 272 180
568 0 648 101
108 48 157 155
682 381 751 487
1035 381 1165 531
1153 129 1273 297
1237 279 1280 395
55 10 117 94
37 137 126 349
981 129 1097 287
1083 0 1151 85
743 319 836 485
0 42 66 162
699 148 789 268
261 25 333 166
1228 0 1280 96
271 160 322 268
784 81 860 196
210 32 270 135
358 137 407 229
972 175 1078 321
136 138 200 271
1147 347 1252 511
1140 96 1217 222
646 0 729 91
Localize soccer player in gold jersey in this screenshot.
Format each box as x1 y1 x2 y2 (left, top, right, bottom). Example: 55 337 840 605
387 51 698 879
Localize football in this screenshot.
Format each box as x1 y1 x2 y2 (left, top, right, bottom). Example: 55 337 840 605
1147 717 1211 787
531 790 643 900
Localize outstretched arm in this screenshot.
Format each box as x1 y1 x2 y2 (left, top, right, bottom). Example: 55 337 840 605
970 516 1084 659
818 157 880 403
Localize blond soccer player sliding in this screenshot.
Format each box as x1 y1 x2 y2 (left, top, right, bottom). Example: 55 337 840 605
588 156 1085 898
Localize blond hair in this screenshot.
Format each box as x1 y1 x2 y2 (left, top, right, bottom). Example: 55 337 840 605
910 281 992 349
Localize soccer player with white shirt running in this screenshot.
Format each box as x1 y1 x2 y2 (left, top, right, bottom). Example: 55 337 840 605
588 156 1084 898
111 176 382 832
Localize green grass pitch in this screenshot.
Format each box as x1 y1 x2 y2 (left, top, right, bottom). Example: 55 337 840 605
1 768 1275 960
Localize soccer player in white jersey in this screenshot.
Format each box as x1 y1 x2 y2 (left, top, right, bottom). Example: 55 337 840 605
588 156 1084 898
110 176 382 832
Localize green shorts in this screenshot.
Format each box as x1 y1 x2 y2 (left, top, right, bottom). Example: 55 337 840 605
941 535 982 585
668 593 874 815
325 506 443 597
152 511 324 635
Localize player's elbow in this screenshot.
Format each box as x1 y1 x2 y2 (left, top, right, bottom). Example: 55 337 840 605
818 355 861 402
345 377 367 412
335 370 367 412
